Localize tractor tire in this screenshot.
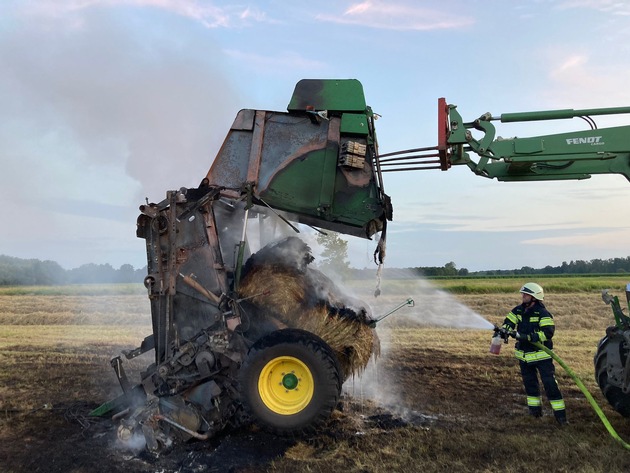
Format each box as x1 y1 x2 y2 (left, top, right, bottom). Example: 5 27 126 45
594 335 630 418
238 328 342 435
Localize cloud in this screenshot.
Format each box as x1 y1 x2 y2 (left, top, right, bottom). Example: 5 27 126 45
18 0 274 28
522 228 630 251
238 5 279 25
315 1 474 31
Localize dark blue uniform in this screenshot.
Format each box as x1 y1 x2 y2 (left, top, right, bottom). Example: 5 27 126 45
503 300 566 422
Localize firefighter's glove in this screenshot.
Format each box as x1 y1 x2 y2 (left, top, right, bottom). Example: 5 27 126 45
515 332 530 341
496 327 510 341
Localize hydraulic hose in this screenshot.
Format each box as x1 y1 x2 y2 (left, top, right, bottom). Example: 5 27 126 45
532 341 630 450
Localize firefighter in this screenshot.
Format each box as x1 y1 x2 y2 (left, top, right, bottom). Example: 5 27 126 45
502 282 568 425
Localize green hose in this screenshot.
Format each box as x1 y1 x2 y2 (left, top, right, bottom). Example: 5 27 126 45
532 341 630 450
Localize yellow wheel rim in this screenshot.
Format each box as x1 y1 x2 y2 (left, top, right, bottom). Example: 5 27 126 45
258 356 314 415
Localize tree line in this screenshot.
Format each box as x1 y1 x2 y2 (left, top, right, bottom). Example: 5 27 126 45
465 257 630 276
4 254 630 286
352 257 630 279
0 255 146 286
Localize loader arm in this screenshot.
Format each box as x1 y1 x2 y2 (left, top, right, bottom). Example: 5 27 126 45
441 101 630 182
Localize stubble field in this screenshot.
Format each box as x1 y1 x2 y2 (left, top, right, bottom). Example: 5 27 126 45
1 277 630 472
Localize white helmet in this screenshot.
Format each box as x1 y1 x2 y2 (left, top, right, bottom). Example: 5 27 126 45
520 282 544 301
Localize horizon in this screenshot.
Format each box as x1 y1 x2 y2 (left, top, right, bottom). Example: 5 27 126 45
5 252 630 275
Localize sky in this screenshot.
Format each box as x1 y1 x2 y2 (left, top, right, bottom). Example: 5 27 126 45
3 0 630 272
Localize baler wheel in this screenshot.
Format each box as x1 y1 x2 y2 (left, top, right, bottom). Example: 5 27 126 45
595 335 630 417
239 329 341 435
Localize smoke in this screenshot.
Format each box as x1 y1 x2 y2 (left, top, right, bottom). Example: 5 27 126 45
220 202 493 417
342 270 494 418
113 431 146 453
0 5 242 267
4 7 239 199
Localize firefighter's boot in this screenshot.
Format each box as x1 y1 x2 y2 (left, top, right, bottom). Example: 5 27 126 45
554 410 568 426
528 406 542 418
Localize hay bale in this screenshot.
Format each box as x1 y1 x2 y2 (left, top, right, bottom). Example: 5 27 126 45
294 305 380 378
239 264 306 317
238 237 379 378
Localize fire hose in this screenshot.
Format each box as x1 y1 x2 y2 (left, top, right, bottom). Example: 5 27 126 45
494 327 630 450
530 341 630 451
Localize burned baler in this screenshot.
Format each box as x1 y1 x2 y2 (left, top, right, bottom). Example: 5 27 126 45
96 79 391 449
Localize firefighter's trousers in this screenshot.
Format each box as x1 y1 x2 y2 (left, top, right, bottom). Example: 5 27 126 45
519 358 566 420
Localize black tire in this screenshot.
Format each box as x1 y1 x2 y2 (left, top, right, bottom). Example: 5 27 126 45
594 335 630 417
238 329 341 435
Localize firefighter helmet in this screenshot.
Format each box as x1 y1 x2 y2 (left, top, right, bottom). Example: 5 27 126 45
520 282 544 301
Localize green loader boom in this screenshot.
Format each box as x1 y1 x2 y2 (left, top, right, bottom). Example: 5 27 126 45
442 102 630 182
382 98 630 183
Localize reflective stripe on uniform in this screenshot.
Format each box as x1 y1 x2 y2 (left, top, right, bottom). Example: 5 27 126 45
550 399 566 411
539 317 554 328
515 349 552 362
527 396 542 407
506 311 520 325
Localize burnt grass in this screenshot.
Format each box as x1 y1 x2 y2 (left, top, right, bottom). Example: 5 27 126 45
3 327 630 472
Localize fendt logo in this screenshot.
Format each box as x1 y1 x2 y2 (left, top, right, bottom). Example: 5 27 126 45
566 136 604 145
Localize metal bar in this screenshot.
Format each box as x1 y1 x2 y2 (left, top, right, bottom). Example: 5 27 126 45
154 415 210 440
499 106 630 123
234 208 250 292
374 298 414 323
165 191 179 357
246 110 267 183
437 97 450 170
370 115 386 196
379 153 440 163
256 196 300 233
381 165 443 172
380 160 442 166
202 203 229 297
378 146 439 158
179 273 221 304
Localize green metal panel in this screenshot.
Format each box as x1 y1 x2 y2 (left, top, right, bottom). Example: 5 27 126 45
260 148 330 213
513 138 545 154
341 113 369 135
287 79 367 112
259 149 381 229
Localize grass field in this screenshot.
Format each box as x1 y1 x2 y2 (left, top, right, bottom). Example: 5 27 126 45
1 277 630 472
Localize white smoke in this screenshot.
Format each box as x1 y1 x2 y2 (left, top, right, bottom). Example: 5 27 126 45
342 270 493 417
0 5 243 267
